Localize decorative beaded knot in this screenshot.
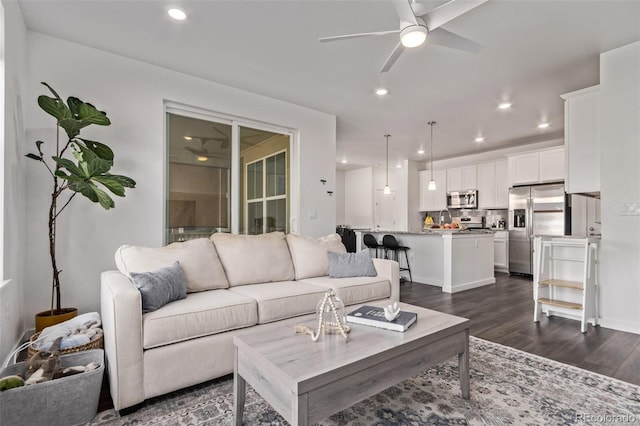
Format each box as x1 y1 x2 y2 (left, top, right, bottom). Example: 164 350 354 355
295 290 350 342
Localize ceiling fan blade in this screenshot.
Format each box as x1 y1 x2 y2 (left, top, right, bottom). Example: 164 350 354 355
380 42 405 73
422 0 487 31
211 126 229 139
428 28 482 53
320 30 400 43
185 146 207 156
392 0 419 25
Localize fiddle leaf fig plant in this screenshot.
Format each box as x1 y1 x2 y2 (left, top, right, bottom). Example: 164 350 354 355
27 82 136 314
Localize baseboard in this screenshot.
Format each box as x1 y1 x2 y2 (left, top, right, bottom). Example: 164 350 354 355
597 318 640 335
411 275 443 287
444 277 496 294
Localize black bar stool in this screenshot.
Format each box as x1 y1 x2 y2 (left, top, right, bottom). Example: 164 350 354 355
382 234 412 284
363 233 384 258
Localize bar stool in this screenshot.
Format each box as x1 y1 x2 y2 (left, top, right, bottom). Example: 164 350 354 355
382 234 412 284
363 233 384 258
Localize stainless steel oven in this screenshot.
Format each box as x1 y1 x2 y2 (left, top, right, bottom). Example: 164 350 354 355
447 190 478 209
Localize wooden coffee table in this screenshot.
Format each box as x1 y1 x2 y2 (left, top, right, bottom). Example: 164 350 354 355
233 301 469 426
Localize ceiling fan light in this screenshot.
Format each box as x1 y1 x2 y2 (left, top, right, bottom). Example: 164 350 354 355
197 156 208 162
167 7 187 21
400 25 427 48
428 179 437 191
375 87 388 96
384 185 392 195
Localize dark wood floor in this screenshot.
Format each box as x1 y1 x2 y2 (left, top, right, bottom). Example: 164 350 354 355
401 272 640 386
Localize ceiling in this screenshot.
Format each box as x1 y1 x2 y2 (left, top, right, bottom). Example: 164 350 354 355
17 0 640 170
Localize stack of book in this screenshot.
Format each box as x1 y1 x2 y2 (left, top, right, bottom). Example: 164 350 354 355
346 305 417 332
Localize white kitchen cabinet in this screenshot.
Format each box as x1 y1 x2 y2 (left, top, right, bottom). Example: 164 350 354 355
495 158 509 208
419 169 447 211
494 230 508 272
508 147 565 187
539 148 565 182
477 159 509 209
446 166 477 192
561 86 600 194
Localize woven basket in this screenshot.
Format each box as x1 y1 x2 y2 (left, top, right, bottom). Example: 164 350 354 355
27 331 104 358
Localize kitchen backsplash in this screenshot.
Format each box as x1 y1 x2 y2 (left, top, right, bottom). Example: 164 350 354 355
424 209 508 228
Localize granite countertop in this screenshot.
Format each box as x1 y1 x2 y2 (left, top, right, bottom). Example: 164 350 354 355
355 229 494 235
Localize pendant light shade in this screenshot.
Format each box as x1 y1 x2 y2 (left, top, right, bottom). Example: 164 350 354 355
428 121 436 191
384 134 391 195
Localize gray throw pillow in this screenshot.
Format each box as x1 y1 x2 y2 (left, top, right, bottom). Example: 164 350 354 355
327 250 377 278
130 261 187 313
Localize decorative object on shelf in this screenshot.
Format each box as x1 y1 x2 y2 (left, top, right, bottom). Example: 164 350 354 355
428 121 437 190
346 305 417 332
26 83 136 331
383 302 401 321
294 290 349 341
383 134 392 194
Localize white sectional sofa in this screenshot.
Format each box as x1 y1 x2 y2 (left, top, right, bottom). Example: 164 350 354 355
101 232 399 411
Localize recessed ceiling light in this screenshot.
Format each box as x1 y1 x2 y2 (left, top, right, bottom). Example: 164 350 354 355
375 88 388 96
184 136 192 141
341 159 348 164
498 102 512 110
168 7 187 21
475 136 485 143
538 122 550 129
197 156 208 162
396 164 402 168
417 148 425 154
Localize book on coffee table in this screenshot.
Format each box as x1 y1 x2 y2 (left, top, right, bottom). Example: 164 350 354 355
346 305 417 332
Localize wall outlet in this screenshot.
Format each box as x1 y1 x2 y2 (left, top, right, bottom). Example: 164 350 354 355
621 203 640 216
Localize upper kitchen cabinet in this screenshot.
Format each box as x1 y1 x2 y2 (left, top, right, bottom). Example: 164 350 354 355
508 147 564 187
419 169 447 211
446 165 477 192
561 86 600 194
477 159 509 209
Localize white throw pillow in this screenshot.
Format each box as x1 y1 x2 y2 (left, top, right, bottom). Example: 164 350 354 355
115 238 229 292
211 231 295 286
286 233 346 279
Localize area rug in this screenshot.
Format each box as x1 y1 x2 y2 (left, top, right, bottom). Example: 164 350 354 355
90 337 640 425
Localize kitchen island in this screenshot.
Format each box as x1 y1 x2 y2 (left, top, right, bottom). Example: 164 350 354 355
355 230 495 293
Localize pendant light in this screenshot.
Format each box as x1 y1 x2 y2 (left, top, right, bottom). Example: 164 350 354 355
383 134 391 195
428 121 436 191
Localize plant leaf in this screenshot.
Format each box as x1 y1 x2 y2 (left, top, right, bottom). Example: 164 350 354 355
52 156 84 177
93 176 125 197
92 184 115 209
35 141 44 156
26 153 43 161
68 180 98 202
58 118 90 139
107 174 136 188
75 138 114 161
67 97 110 126
38 95 71 122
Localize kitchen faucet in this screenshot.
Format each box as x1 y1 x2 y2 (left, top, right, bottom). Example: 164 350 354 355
439 209 451 225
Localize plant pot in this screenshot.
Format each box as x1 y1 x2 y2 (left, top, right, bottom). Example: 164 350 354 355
35 307 78 332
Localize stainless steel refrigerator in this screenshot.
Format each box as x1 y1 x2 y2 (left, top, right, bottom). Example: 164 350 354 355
508 183 567 275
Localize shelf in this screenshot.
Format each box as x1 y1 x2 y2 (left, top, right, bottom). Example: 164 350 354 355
539 279 583 290
537 298 583 310
548 256 584 262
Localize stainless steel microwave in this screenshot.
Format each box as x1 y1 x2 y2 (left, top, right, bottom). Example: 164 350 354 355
447 190 478 209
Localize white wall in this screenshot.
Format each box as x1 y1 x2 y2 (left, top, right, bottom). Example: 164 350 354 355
345 167 373 229
1 0 28 364
598 41 640 334
24 32 336 325
335 170 346 225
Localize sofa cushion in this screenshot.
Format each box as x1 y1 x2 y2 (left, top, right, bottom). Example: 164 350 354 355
229 281 328 324
327 249 377 278
300 276 391 306
131 261 187 313
211 232 294 286
142 289 257 349
286 233 346 280
116 238 229 293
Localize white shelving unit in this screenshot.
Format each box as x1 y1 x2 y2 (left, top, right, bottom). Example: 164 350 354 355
533 236 599 333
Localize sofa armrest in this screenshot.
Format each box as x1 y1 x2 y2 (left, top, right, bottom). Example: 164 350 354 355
100 271 144 411
372 258 400 302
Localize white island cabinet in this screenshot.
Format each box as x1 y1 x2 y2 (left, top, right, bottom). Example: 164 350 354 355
355 230 495 293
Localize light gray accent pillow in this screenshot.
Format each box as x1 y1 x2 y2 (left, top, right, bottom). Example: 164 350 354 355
327 250 377 278
130 261 187 313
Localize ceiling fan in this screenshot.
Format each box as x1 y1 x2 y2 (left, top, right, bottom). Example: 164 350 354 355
319 0 488 73
185 137 229 162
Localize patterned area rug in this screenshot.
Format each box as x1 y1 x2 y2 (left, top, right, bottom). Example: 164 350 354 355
90 337 640 425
